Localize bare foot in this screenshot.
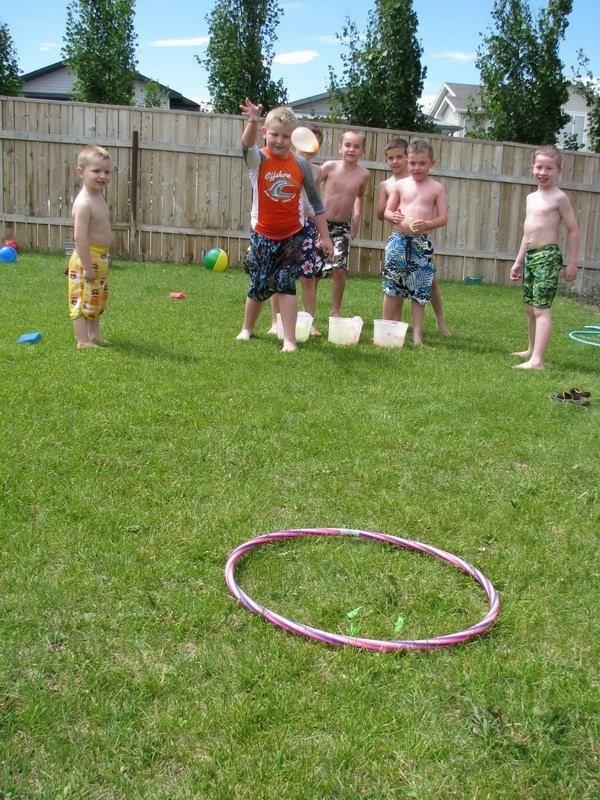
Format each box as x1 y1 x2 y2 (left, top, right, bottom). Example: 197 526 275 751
266 324 278 335
437 322 451 337
330 310 341 318
76 341 99 349
511 350 532 358
236 329 252 341
281 340 297 353
90 337 112 346
513 360 544 370
412 333 423 346
310 325 321 337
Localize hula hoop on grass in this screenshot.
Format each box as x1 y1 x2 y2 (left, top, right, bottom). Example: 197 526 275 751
568 325 600 347
224 528 500 651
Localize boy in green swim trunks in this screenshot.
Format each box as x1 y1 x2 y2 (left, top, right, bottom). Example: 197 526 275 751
510 144 579 370
69 145 114 348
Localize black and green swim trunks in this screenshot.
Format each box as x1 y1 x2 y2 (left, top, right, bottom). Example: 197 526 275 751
522 244 563 308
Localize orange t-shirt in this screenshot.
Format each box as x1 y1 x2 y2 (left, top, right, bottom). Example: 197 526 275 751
243 144 323 240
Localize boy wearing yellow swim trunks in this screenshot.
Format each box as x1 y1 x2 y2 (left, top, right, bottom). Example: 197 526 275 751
510 145 579 370
68 145 114 348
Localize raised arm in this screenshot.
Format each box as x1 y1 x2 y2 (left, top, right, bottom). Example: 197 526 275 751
240 98 263 148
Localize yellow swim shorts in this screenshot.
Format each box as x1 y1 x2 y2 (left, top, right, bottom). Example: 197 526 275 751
68 246 110 320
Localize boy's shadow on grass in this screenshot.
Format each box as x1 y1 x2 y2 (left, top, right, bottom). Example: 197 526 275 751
113 338 200 365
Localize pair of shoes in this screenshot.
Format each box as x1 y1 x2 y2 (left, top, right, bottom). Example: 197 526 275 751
568 386 591 400
552 390 590 406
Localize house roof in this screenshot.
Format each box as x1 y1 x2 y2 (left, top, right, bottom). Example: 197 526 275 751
429 83 483 118
289 92 331 107
20 61 199 110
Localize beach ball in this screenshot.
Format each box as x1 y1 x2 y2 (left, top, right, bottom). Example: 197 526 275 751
0 245 17 263
203 248 228 272
3 239 19 253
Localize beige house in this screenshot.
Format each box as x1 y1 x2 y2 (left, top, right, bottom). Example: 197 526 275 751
21 61 200 111
289 91 461 135
429 81 592 150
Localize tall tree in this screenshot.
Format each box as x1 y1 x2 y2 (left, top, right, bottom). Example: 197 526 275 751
573 50 600 153
200 0 287 114
62 0 138 106
0 21 22 96
476 0 572 144
328 0 431 131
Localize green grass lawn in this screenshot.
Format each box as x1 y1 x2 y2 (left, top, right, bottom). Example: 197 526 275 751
1 252 599 799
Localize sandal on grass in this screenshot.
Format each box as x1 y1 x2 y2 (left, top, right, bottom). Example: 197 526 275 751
552 391 590 406
568 386 591 399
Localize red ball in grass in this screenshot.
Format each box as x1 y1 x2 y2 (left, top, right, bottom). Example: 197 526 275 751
3 239 19 253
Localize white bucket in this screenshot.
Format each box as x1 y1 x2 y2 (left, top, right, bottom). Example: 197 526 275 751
276 311 313 342
373 319 409 347
328 316 363 345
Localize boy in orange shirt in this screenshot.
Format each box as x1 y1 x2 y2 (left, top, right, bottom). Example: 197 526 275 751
236 99 333 352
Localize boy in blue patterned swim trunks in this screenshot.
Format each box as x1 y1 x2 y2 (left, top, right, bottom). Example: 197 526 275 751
383 139 448 345
510 145 579 369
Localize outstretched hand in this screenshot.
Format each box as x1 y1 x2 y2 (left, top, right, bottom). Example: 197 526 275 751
240 98 263 122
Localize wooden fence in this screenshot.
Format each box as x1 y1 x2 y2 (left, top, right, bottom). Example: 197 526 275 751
1 95 599 285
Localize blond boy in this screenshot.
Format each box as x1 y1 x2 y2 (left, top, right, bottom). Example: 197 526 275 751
510 144 579 369
383 139 448 345
378 138 449 336
68 145 114 347
236 99 333 352
315 131 370 317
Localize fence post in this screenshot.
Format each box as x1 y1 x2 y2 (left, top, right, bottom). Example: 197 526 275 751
130 129 139 258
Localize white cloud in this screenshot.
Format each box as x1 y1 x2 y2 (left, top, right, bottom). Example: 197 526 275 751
302 35 339 45
432 51 475 62
39 42 57 52
151 36 209 47
273 50 319 65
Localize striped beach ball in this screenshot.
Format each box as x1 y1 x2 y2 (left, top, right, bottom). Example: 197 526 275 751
203 248 228 272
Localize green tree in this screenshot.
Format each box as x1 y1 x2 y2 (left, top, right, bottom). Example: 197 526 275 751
476 0 572 145
143 80 168 109
200 0 287 114
328 0 432 131
0 21 22 96
62 0 138 106
573 50 600 153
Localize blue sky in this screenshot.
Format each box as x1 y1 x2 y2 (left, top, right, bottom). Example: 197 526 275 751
5 0 599 112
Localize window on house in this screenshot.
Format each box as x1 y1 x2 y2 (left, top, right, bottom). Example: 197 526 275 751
562 114 586 147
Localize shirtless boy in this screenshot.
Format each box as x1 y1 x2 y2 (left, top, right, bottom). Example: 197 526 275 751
315 131 370 318
383 139 448 345
510 144 579 370
378 138 449 336
68 145 114 348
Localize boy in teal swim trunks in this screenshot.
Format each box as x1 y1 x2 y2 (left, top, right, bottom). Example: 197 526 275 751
510 144 579 369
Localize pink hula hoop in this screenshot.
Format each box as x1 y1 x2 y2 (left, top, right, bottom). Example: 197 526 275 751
224 528 500 651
